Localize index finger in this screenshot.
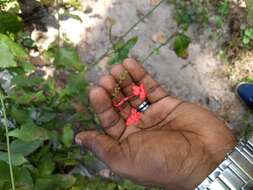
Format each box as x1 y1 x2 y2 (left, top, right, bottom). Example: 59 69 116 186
89 87 126 139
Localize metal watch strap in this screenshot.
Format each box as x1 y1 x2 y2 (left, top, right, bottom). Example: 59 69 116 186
196 138 253 190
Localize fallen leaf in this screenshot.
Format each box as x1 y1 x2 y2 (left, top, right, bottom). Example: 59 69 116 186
152 32 166 44
149 0 160 6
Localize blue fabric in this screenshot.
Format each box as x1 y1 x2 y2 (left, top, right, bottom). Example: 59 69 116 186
237 83 253 109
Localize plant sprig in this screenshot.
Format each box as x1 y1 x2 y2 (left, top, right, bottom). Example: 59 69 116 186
92 0 166 66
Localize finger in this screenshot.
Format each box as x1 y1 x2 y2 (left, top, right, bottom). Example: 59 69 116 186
110 64 142 107
99 75 131 120
89 87 125 139
110 65 161 127
99 75 143 140
75 131 127 173
122 58 174 103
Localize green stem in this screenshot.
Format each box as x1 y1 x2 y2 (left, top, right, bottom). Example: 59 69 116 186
0 92 15 190
91 0 166 66
142 31 178 63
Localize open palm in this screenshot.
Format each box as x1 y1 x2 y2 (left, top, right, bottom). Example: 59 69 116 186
76 59 236 190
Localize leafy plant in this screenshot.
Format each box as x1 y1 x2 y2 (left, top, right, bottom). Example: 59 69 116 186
0 30 146 189
173 34 191 59
218 0 230 17
242 76 253 83
239 112 253 141
0 33 93 189
243 28 253 45
110 36 138 65
0 12 22 34
170 0 209 31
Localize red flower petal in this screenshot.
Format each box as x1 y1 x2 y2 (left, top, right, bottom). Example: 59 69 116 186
126 108 141 126
132 84 147 101
139 84 147 101
132 85 141 96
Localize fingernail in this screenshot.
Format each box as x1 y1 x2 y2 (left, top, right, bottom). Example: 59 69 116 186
75 136 82 145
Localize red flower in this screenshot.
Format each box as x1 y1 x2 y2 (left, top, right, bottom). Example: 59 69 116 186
113 96 131 111
126 108 141 126
132 84 147 101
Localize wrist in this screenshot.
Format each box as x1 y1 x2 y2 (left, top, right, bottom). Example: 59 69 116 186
195 138 253 190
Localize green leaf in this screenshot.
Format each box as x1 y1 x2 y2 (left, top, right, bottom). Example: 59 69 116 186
60 72 87 100
154 47 160 54
62 124 74 148
0 12 23 34
173 34 191 59
245 28 253 39
54 47 84 71
19 60 36 72
0 161 33 189
110 36 138 65
242 76 253 83
33 177 55 190
12 75 44 89
0 151 27 166
213 15 224 28
218 0 230 16
0 41 17 68
243 36 250 45
0 161 12 182
118 180 145 190
37 111 56 123
15 167 34 190
8 121 49 142
112 40 125 51
10 140 43 156
60 12 82 22
0 33 28 59
30 144 50 163
38 153 55 176
34 175 76 190
10 90 46 105
56 175 76 189
22 37 36 49
11 106 30 124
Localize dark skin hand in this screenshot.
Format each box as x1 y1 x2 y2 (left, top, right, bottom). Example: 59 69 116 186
76 59 236 190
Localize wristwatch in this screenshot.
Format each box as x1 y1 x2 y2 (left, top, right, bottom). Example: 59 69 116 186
196 136 253 190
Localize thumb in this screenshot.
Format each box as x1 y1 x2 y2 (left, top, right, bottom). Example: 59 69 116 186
75 131 125 170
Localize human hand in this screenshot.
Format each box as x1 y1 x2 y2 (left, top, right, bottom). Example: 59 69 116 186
76 59 236 190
